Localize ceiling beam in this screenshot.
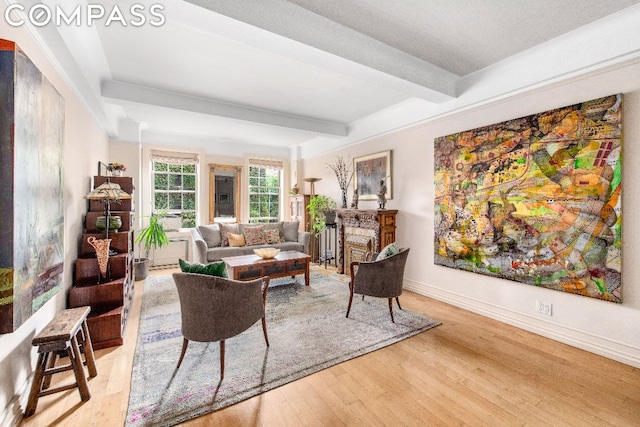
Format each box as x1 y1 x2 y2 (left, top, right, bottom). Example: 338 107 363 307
102 80 348 137
181 0 459 103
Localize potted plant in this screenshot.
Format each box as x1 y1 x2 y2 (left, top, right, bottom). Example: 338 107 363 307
134 211 170 280
307 195 337 237
106 162 127 177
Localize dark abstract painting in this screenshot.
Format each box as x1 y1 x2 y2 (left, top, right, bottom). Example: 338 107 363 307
0 39 65 333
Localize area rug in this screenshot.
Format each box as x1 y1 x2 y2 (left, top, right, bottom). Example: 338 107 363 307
125 271 441 426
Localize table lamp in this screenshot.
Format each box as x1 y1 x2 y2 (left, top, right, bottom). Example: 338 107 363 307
85 180 131 282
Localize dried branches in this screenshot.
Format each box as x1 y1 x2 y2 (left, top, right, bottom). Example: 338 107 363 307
327 155 353 191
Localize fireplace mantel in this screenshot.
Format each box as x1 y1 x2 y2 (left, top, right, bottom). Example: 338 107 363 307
335 209 397 274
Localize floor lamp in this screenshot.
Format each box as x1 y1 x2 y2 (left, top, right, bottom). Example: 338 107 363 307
303 178 322 263
303 177 321 198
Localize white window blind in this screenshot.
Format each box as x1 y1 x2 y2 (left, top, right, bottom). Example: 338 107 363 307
249 158 283 170
151 150 199 165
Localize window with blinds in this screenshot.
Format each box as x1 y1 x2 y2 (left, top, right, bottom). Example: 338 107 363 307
248 158 283 223
151 151 198 228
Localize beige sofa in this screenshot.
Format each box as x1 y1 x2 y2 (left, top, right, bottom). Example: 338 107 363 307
191 221 311 263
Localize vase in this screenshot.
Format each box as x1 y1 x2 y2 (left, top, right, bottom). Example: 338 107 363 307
87 236 111 280
110 170 122 177
341 190 348 209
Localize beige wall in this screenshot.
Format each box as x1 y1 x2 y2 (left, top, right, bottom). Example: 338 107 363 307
109 141 141 226
0 19 109 424
302 59 640 367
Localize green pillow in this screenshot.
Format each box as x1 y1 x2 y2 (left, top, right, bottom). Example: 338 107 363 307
179 259 228 278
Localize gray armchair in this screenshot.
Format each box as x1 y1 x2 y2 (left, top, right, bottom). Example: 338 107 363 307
172 272 270 380
346 248 410 323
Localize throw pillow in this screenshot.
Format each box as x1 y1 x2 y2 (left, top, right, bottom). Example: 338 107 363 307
179 258 227 278
265 228 284 244
376 242 400 261
228 232 246 247
243 225 267 246
263 221 285 241
283 221 300 242
219 223 239 247
197 224 221 247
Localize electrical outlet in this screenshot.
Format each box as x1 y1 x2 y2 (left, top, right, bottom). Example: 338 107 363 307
536 300 552 316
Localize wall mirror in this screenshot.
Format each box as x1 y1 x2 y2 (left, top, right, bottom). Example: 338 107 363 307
209 164 242 223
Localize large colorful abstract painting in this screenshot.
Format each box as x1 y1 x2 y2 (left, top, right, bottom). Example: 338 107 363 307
434 94 622 302
0 39 65 333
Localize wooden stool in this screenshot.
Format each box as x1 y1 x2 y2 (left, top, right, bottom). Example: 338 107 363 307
24 306 98 417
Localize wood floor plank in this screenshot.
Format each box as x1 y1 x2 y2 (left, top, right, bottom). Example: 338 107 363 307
315 369 359 407
18 266 640 427
400 359 491 425
344 400 386 427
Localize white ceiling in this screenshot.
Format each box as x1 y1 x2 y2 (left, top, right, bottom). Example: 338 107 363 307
13 0 640 158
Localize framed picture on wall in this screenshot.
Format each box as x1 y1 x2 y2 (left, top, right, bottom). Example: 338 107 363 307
97 161 109 176
353 150 392 200
219 193 230 204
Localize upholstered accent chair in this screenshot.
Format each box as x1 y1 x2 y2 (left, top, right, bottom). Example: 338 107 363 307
172 272 270 380
346 248 410 323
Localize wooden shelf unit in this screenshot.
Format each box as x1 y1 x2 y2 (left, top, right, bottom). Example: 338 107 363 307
289 194 320 262
68 176 135 350
289 194 312 232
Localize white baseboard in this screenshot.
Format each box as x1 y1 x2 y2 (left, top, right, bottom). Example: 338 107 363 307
0 378 30 427
403 279 640 369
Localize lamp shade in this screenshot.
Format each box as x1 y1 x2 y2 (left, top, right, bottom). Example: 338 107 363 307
85 182 132 201
303 177 321 197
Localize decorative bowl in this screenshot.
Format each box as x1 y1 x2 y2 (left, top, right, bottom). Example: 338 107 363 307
95 215 122 232
254 248 281 259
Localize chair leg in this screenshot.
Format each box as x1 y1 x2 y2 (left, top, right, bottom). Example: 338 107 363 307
262 316 269 347
24 352 48 417
388 298 395 323
176 338 189 370
80 319 97 378
219 340 225 380
346 284 354 318
396 297 402 311
41 351 57 390
70 337 91 401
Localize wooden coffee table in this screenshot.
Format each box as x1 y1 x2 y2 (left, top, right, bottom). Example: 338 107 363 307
222 250 312 286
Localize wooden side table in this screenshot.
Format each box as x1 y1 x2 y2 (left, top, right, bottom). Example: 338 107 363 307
24 306 97 417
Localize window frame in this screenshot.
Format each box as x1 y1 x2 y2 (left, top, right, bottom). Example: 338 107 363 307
248 164 282 223
152 160 197 228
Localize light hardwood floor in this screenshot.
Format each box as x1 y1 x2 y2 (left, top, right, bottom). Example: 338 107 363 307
20 266 640 426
